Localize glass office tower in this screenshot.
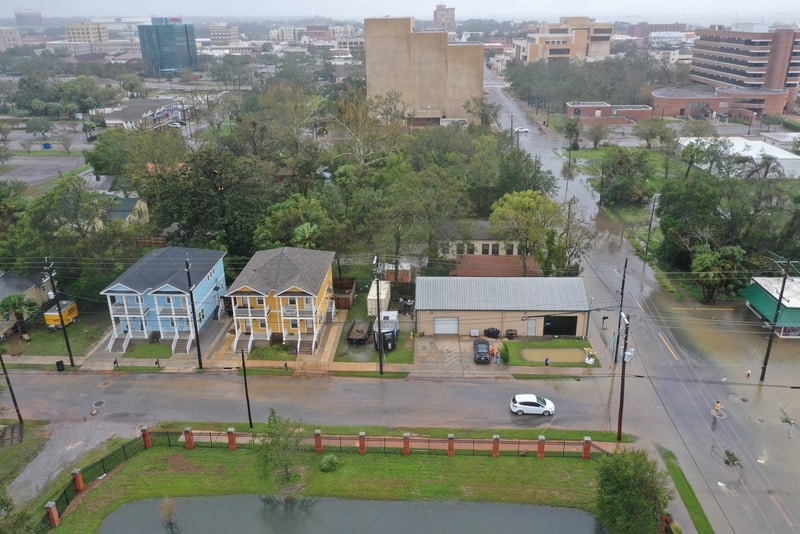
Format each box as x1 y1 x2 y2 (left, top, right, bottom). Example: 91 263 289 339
138 17 198 76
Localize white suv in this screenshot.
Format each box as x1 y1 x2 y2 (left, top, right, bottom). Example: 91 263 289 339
510 394 555 416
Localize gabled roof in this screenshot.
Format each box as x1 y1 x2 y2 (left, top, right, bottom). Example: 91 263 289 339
107 197 142 220
415 276 591 312
100 246 225 295
0 270 39 299
227 247 335 297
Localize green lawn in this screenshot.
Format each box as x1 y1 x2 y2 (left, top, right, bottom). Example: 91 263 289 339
0 420 49 489
1 301 109 358
505 338 595 367
53 446 601 534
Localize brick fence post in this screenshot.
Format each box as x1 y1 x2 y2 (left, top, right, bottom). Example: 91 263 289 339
492 434 500 458
45 502 60 528
227 428 237 451
314 429 323 453
447 433 455 457
71 468 86 492
402 432 411 456
537 435 546 459
582 436 591 460
141 426 152 449
184 427 195 450
358 431 367 455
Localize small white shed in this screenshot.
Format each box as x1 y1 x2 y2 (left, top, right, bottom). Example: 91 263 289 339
367 280 391 317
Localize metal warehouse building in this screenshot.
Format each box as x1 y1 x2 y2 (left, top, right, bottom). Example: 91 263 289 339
414 277 592 337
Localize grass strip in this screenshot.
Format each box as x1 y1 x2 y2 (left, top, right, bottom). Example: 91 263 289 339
659 449 713 534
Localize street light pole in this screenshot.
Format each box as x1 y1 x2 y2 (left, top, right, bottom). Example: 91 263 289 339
44 258 74 367
185 259 203 370
616 312 631 441
0 350 23 426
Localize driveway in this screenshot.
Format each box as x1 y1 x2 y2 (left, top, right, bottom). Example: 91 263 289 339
412 335 508 378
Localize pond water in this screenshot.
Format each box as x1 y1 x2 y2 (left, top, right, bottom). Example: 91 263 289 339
98 495 606 534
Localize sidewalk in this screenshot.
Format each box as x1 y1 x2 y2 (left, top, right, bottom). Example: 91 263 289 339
9 313 612 381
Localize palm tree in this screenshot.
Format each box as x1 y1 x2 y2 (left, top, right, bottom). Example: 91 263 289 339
0 294 40 336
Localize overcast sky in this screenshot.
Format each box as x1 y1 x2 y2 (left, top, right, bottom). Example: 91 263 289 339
7 1 800 26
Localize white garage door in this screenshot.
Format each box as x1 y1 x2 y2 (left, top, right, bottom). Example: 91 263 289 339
434 317 459 335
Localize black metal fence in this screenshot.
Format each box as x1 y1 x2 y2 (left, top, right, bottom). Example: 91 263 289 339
45 435 146 526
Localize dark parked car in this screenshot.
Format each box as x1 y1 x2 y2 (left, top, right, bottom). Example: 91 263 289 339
473 338 491 364
484 327 500 339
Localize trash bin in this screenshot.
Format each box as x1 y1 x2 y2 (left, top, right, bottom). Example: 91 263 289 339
56 360 65 372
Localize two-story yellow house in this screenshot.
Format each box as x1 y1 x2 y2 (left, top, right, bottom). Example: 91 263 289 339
225 247 336 355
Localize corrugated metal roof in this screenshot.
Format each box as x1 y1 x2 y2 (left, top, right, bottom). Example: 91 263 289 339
415 277 591 311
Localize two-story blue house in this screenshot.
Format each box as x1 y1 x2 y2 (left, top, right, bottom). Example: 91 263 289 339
100 246 227 354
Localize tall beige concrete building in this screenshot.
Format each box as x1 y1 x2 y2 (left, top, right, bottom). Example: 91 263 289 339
513 17 613 63
433 5 456 33
365 17 483 125
65 22 109 43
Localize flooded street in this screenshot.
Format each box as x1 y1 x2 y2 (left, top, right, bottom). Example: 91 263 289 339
487 72 800 533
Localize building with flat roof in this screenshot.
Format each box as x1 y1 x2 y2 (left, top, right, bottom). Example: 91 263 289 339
0 27 22 51
630 22 688 39
209 23 239 46
434 4 456 33
651 84 792 119
138 17 198 76
513 17 613 63
689 27 799 115
365 17 483 125
65 22 109 44
15 10 43 28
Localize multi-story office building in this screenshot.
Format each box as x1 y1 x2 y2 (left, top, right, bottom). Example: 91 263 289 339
689 27 799 115
630 22 688 39
0 27 22 51
365 17 483 125
433 4 456 33
65 22 109 43
513 17 613 63
138 17 198 76
209 23 239 46
14 10 43 27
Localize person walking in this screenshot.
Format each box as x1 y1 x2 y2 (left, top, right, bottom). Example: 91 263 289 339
544 357 550 367
494 346 501 365
714 401 724 414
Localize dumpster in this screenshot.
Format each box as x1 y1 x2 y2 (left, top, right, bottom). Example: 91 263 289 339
56 360 65 372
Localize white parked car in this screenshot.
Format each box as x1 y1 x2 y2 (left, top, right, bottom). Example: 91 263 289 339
510 394 555 416
514 127 529 133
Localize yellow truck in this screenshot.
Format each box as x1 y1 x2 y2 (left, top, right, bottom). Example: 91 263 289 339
44 300 79 329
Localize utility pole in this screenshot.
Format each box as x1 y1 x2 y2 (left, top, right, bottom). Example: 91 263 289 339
240 350 253 428
185 259 203 370
44 258 74 367
374 255 384 376
0 350 23 425
644 194 659 258
616 312 631 441
760 259 792 382
613 258 628 364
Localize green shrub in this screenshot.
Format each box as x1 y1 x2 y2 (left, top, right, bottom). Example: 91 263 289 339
319 453 342 473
